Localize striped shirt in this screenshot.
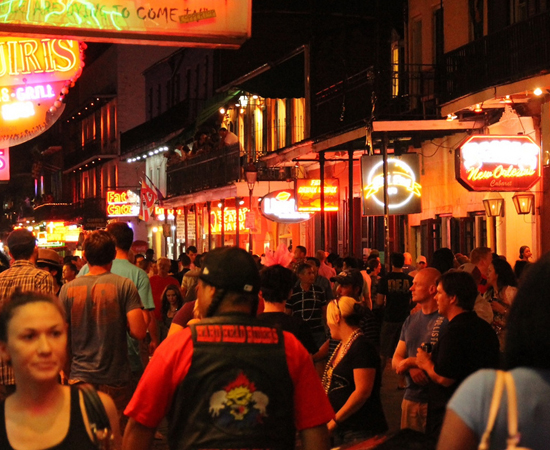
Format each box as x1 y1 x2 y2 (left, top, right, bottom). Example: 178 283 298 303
0 259 55 385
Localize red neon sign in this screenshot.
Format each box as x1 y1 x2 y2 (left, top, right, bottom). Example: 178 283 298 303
296 179 339 212
456 135 541 191
106 189 140 217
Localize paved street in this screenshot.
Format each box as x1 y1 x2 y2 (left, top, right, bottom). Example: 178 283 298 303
149 361 405 450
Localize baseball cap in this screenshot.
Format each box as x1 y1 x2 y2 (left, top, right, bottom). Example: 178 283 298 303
416 255 427 264
199 247 260 295
331 269 364 290
7 229 36 253
37 248 62 267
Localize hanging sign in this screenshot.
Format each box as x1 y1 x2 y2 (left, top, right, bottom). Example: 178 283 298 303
296 179 339 212
106 189 140 217
0 38 85 146
210 207 250 234
0 148 9 181
260 189 312 224
361 154 422 216
456 135 541 191
0 0 251 48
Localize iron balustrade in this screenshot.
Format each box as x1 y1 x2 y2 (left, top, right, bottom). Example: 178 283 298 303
442 11 550 103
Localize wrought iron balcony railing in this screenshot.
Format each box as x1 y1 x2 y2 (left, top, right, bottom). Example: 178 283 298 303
166 144 289 197
442 11 550 103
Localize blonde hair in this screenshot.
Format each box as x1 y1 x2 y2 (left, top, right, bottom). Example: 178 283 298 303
327 296 362 325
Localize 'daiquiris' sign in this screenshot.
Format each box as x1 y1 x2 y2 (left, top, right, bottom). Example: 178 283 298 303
0 37 84 146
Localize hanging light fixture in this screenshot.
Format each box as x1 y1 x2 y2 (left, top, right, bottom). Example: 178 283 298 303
482 192 505 217
512 192 534 215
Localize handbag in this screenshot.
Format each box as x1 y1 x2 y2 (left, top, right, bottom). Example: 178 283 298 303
78 383 115 450
478 370 531 450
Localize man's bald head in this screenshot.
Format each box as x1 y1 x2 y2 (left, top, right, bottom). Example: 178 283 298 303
411 267 441 305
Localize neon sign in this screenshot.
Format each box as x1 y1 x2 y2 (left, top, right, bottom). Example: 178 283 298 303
106 189 141 217
361 154 422 216
456 135 541 191
0 0 252 48
210 207 250 234
0 38 84 146
0 148 10 181
260 190 312 224
296 179 339 212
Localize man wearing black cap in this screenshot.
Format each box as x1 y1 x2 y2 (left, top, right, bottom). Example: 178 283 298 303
124 247 333 450
0 229 54 397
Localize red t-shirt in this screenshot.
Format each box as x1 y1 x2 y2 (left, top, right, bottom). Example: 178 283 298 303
149 275 180 321
125 327 334 431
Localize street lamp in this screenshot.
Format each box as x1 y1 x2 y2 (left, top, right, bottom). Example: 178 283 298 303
482 192 504 217
512 192 534 215
244 163 258 254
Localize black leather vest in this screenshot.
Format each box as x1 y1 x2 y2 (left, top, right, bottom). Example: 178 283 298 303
168 314 296 450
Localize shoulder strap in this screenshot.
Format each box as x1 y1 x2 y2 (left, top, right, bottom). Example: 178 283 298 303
78 384 111 431
503 372 521 449
479 370 505 450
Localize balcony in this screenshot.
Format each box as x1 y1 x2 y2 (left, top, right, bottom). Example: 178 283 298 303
166 144 289 197
442 11 550 103
313 64 439 135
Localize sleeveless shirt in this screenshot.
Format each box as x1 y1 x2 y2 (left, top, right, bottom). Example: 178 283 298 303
168 314 296 450
0 385 97 450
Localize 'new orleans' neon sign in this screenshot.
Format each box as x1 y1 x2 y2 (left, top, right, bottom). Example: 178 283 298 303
456 135 541 191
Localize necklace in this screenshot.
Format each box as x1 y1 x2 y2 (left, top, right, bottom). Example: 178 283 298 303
322 328 363 393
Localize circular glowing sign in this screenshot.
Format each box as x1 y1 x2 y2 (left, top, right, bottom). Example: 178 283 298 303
0 38 85 146
360 154 422 216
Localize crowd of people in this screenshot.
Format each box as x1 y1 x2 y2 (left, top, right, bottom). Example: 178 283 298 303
165 127 241 166
0 229 546 450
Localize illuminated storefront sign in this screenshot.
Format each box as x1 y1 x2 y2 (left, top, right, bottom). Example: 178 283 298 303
0 148 9 181
0 38 84 146
210 207 250 234
296 179 339 212
106 189 140 217
154 206 184 220
260 189 312 224
0 0 251 48
36 222 81 247
456 135 541 191
361 154 422 216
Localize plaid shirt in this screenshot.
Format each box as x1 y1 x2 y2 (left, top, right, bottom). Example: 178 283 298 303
0 259 54 385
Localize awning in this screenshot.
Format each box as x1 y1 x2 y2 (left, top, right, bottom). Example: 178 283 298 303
120 100 197 154
195 88 242 129
236 53 305 99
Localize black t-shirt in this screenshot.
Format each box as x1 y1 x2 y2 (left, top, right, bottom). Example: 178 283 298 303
327 335 388 434
378 272 413 323
430 311 500 410
257 312 319 354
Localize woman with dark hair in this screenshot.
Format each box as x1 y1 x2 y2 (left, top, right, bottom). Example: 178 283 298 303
437 252 550 450
513 245 532 279
323 296 387 446
0 291 121 449
159 284 184 341
485 258 517 350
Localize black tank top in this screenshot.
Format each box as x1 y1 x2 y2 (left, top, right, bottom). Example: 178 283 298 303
0 385 97 450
